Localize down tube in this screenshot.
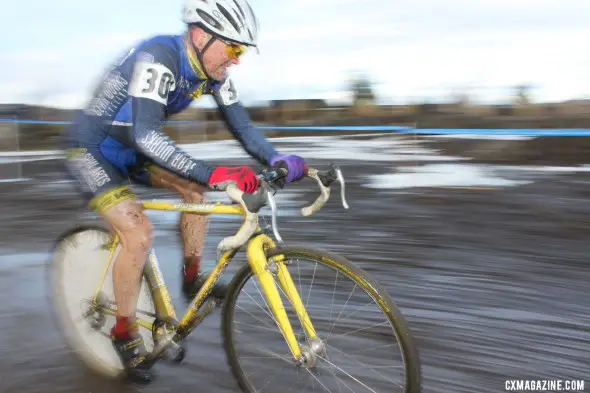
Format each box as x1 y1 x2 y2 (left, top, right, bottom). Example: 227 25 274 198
247 235 302 360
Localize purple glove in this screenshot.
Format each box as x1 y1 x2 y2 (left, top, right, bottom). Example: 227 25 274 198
269 154 307 183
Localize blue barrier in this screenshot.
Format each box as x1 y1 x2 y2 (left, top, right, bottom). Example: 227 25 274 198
2 119 590 136
257 125 410 131
395 128 590 137
257 125 590 135
0 119 73 125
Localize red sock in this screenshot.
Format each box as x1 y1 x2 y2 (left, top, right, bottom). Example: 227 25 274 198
111 316 138 340
183 257 201 283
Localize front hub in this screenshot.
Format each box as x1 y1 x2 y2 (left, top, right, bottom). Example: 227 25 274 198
297 338 326 368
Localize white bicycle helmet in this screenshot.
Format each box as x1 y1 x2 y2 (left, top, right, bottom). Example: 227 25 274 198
182 0 259 47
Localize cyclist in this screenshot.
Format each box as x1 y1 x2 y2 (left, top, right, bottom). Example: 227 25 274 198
61 0 306 383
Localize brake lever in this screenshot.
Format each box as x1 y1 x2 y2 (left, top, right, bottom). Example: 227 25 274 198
256 168 285 243
255 165 347 243
335 167 349 209
266 188 283 243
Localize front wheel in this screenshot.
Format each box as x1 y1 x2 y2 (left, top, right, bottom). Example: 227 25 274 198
222 246 421 393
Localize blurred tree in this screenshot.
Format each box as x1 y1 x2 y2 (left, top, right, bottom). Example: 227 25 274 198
514 84 532 105
349 73 375 106
450 84 473 107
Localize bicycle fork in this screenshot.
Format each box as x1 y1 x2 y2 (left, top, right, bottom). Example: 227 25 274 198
247 235 324 366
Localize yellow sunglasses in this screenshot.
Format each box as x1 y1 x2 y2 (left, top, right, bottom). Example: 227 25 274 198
220 39 246 60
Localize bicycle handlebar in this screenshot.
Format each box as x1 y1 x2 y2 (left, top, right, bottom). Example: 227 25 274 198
216 164 349 257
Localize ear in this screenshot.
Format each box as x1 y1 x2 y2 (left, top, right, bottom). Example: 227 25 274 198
190 26 212 51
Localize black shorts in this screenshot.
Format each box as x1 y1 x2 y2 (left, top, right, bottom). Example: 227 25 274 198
64 135 156 213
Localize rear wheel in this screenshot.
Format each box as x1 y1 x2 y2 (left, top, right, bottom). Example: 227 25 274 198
48 226 157 379
222 246 421 393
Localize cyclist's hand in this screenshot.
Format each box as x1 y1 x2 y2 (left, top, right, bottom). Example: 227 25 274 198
269 154 307 184
208 166 260 193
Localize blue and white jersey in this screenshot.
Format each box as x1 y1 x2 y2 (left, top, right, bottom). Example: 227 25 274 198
65 34 276 184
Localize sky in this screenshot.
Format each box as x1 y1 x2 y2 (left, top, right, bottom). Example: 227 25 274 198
1 0 589 109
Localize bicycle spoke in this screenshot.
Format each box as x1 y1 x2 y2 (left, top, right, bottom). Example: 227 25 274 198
336 299 383 324
305 262 318 310
256 362 290 393
329 270 339 325
325 284 357 342
316 354 379 393
241 344 291 363
266 277 402 392
305 367 333 393
227 250 415 393
355 343 397 354
250 280 279 322
322 358 352 393
235 304 276 332
327 320 390 341
326 343 404 387
289 373 312 393
234 320 282 333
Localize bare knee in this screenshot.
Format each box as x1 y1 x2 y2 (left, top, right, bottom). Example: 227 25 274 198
119 216 153 254
100 197 154 254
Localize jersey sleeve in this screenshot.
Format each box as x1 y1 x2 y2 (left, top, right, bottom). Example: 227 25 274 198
212 77 277 165
127 44 213 184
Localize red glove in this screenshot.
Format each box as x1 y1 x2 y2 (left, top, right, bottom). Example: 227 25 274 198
208 166 260 193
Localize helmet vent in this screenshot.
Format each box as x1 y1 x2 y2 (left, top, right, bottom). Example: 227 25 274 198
233 9 245 28
216 3 241 33
232 0 246 20
196 9 224 30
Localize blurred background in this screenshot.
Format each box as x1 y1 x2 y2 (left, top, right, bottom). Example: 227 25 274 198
0 1 589 393
1 0 590 149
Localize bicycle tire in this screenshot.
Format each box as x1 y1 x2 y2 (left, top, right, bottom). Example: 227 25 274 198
222 245 421 393
47 225 157 380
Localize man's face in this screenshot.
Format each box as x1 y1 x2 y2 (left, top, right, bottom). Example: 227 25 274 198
200 36 244 81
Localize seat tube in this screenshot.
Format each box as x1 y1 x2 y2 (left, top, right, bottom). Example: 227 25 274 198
143 248 177 320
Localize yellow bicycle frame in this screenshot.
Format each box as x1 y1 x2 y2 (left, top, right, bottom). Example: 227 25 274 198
91 199 318 361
